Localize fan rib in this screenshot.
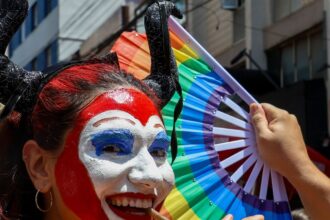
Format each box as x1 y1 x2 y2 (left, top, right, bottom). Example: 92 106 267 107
213 127 251 138
231 153 257 182
214 139 251 152
244 159 263 193
260 165 270 200
270 170 282 202
215 111 252 130
278 175 289 201
220 147 254 169
222 97 250 121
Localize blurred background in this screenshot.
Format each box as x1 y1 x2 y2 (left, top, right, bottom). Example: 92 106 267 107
6 0 330 161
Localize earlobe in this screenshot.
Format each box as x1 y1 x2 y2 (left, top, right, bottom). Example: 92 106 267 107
23 140 53 193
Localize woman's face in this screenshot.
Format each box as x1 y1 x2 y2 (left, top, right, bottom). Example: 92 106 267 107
54 88 175 220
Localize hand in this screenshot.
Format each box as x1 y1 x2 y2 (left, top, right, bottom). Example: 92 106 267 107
222 214 264 220
250 103 330 220
249 103 311 178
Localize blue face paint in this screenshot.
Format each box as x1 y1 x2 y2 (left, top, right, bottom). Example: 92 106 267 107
91 129 134 156
148 131 170 158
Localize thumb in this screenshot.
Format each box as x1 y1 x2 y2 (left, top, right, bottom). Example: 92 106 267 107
250 103 269 136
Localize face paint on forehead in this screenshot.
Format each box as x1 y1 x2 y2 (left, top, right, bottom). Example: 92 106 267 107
55 88 161 219
80 88 161 126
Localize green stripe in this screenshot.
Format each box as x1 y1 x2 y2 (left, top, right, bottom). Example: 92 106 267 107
162 57 226 219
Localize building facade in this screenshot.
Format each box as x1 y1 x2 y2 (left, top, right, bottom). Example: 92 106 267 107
185 0 329 155
9 0 140 70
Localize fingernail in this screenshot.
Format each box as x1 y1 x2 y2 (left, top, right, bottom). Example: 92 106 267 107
250 103 259 115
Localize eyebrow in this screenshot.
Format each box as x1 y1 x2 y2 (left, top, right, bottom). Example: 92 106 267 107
93 117 136 127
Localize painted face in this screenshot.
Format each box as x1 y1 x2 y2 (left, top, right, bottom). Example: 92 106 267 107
55 88 175 220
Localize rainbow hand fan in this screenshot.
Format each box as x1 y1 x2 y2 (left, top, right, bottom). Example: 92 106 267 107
112 17 291 220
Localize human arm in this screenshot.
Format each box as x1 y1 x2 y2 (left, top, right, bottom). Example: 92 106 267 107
250 103 330 220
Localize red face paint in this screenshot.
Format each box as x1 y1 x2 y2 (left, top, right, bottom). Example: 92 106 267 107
55 88 160 219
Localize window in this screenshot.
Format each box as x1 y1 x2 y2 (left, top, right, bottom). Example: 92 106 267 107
31 3 38 30
273 0 314 22
267 28 326 87
45 0 52 16
233 0 245 42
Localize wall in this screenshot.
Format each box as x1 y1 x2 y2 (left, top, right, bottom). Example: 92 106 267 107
187 0 234 65
10 5 59 67
58 0 126 60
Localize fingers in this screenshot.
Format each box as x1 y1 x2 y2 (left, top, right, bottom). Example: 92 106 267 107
261 103 288 122
242 215 264 220
222 214 264 220
222 214 233 220
250 103 269 136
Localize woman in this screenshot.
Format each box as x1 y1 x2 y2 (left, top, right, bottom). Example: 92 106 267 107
0 0 181 219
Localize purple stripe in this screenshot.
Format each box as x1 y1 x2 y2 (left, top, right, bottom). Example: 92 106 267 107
201 85 290 213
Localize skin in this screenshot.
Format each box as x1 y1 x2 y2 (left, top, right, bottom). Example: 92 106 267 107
250 103 330 220
222 214 264 220
23 88 174 220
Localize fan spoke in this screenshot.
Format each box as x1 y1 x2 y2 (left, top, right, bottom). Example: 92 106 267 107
220 147 254 169
213 127 252 138
244 159 263 193
222 96 250 121
260 165 270 200
231 153 257 182
215 111 252 130
271 170 288 202
271 170 282 202
214 139 252 152
278 175 289 201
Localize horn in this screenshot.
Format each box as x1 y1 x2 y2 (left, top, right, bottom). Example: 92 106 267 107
0 0 43 120
143 0 183 108
143 1 183 163
0 0 28 54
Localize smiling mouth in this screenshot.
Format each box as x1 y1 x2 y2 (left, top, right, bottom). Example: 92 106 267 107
106 193 155 220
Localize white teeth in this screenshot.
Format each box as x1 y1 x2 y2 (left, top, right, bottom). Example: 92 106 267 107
122 198 129 207
136 199 142 208
129 200 135 207
116 199 122 206
142 200 149 208
109 198 153 209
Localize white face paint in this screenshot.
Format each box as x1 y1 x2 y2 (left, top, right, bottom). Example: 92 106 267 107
78 110 175 220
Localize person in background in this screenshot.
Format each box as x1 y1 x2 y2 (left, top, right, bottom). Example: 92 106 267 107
291 209 310 220
250 103 330 220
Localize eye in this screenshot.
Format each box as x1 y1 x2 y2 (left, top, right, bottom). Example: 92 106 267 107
150 149 167 158
102 145 122 154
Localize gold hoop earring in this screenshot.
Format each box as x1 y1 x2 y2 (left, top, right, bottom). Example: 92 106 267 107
35 190 53 212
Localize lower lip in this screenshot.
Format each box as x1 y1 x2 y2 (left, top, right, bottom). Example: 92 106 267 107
108 203 152 220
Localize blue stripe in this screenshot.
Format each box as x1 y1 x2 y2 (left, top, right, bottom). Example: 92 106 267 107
180 71 292 219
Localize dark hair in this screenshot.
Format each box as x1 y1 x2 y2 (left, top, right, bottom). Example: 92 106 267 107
0 62 159 219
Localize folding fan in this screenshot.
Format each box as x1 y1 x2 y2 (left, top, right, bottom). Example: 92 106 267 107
112 17 292 220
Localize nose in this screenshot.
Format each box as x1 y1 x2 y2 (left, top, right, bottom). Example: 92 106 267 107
128 149 163 188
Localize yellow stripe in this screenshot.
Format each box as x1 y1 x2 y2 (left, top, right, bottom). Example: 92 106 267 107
173 48 197 67
162 187 200 220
